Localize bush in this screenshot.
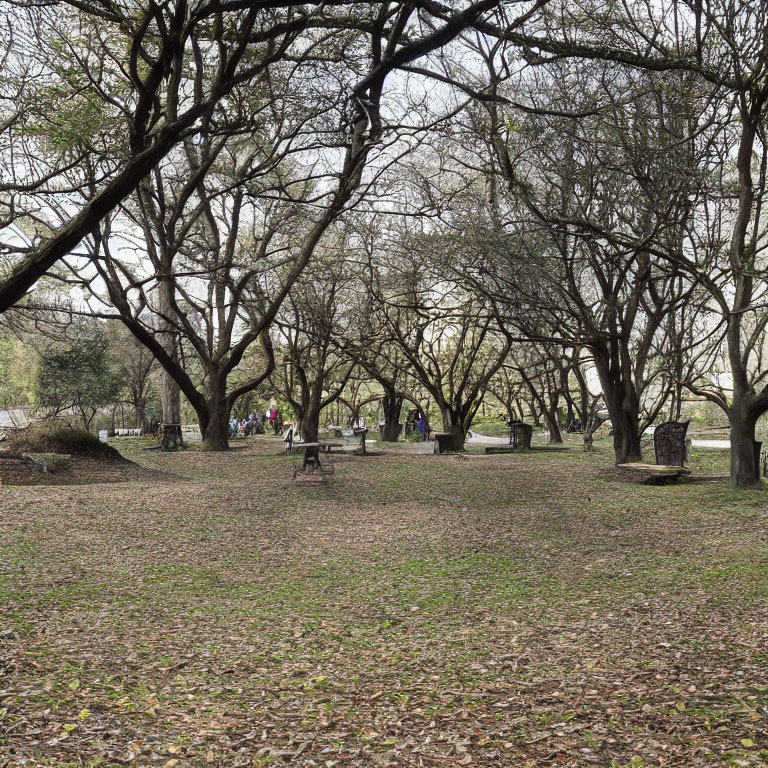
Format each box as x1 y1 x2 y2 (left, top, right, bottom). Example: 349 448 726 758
9 424 121 458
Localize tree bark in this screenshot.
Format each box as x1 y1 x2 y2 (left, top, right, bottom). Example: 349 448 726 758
543 408 563 443
157 281 184 451
380 389 403 442
594 349 642 464
438 408 467 451
729 398 760 487
300 406 320 444
201 376 230 451
134 404 149 432
299 404 321 467
611 414 643 465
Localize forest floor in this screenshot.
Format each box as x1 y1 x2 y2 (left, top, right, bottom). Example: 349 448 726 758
1 436 767 768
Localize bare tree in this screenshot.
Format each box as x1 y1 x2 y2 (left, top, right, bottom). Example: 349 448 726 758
0 0 511 314
270 252 359 463
484 0 768 484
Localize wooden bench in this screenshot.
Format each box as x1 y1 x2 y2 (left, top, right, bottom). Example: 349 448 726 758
287 440 333 455
617 463 692 484
317 441 345 453
323 428 369 454
285 424 368 456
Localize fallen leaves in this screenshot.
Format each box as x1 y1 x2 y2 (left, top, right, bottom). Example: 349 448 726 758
1 439 767 766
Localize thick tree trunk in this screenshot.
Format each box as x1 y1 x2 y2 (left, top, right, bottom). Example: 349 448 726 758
134 404 149 432
160 373 181 424
438 409 466 452
380 390 403 442
299 406 321 468
611 415 642 464
729 399 760 488
201 379 230 451
161 423 183 450
543 408 563 443
594 353 642 464
300 407 320 443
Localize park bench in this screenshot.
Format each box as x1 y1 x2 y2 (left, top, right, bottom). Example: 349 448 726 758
617 463 692 484
618 421 694 484
321 427 369 454
284 426 354 455
317 441 345 453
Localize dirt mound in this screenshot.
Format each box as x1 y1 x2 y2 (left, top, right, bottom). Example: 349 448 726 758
0 425 162 485
7 424 122 458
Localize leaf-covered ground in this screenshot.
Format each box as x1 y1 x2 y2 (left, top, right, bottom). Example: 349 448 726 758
1 438 767 767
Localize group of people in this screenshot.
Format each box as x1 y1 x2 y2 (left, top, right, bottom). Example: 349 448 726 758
403 409 429 440
229 410 282 438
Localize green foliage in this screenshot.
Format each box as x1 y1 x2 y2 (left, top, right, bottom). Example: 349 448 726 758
0 331 38 407
36 329 122 429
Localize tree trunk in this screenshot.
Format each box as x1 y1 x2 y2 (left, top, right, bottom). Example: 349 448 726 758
729 399 760 488
543 408 563 443
157 281 184 451
161 423 183 450
380 390 403 442
80 405 96 432
526 398 541 426
594 352 642 464
299 405 321 468
201 379 230 451
160 373 181 421
438 408 466 451
612 418 642 464
134 404 148 432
